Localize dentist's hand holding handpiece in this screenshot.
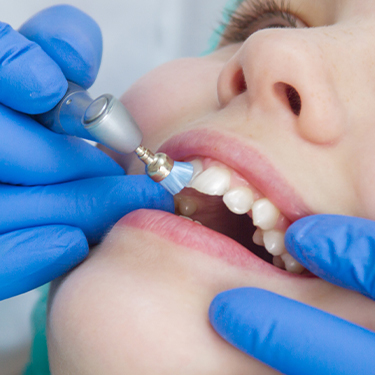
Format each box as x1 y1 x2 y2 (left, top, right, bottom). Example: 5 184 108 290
0 5 173 301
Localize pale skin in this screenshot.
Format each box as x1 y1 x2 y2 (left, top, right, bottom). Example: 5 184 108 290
48 0 375 373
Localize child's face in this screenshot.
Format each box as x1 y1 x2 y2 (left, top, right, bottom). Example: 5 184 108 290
48 1 375 374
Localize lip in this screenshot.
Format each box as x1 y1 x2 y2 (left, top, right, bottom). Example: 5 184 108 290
159 128 312 222
119 127 315 278
118 209 312 279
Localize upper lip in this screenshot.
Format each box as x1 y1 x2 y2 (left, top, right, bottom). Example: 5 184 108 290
159 128 312 222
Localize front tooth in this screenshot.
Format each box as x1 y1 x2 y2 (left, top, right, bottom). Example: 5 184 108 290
187 160 204 187
252 198 280 230
223 187 254 214
263 230 287 256
281 253 305 274
191 166 231 196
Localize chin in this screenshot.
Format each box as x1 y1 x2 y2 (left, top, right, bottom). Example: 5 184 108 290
47 202 375 374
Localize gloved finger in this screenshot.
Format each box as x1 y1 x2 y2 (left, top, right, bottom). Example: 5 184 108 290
0 22 66 114
285 215 375 300
0 103 123 186
209 288 375 375
0 175 175 245
0 225 88 301
19 5 102 90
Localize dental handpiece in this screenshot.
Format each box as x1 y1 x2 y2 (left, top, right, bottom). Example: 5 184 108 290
35 82 193 195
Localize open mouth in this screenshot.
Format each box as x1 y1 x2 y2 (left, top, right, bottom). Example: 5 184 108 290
174 158 307 274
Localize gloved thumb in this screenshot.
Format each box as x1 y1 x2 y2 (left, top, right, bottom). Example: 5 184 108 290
285 215 375 299
0 226 88 301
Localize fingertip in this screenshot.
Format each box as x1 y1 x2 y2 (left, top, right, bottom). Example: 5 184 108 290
209 288 258 329
155 184 175 213
209 288 271 356
19 5 102 89
209 290 230 325
135 175 175 213
23 61 67 114
285 215 324 259
63 175 175 245
0 22 67 114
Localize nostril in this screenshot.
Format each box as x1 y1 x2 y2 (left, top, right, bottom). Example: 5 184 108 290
233 69 247 95
285 84 302 116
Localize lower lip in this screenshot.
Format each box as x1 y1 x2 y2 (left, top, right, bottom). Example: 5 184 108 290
118 209 312 279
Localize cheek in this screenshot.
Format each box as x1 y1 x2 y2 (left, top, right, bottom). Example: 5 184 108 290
349 125 375 219
120 57 221 148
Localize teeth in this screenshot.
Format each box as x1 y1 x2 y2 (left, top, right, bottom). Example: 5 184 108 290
187 160 204 187
252 228 264 246
178 197 198 217
252 198 280 231
179 215 202 225
179 215 193 221
273 256 285 269
263 230 286 256
190 166 231 196
281 253 305 274
186 162 306 275
223 187 254 215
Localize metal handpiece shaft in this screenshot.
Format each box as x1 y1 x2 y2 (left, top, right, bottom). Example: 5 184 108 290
35 81 143 155
35 82 176 184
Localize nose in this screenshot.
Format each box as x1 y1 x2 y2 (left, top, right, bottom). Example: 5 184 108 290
217 29 346 145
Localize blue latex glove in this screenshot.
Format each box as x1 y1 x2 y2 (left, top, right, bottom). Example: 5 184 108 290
209 215 375 375
0 5 174 301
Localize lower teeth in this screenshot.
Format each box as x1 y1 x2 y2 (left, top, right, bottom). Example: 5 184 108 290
263 230 286 256
273 256 285 269
281 253 306 274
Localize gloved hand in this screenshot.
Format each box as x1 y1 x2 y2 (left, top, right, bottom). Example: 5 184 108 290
0 5 174 301
209 215 375 375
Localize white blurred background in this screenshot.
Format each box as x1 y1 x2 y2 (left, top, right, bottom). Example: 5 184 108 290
0 0 227 374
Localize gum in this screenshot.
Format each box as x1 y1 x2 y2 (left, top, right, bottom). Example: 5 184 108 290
200 158 263 200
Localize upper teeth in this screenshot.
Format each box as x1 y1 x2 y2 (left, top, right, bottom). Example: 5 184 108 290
223 187 254 215
187 159 204 187
252 198 280 230
178 162 305 274
190 166 231 196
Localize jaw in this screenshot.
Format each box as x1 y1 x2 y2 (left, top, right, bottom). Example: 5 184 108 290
48 211 375 375
49 225 284 375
